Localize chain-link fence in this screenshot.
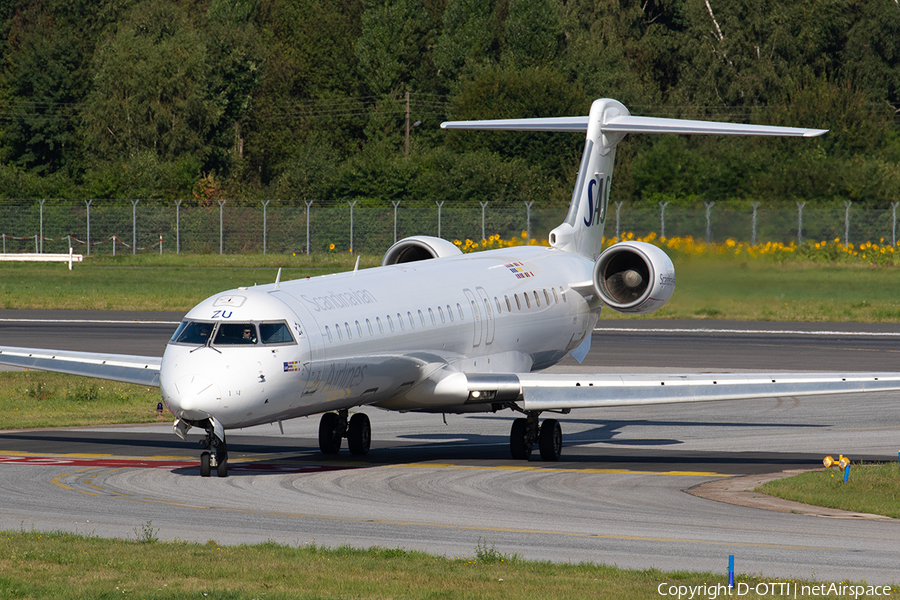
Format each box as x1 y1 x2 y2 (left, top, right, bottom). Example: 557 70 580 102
2 200 899 255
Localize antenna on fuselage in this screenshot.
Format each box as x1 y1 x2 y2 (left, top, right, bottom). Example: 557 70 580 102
274 267 282 290
353 256 360 276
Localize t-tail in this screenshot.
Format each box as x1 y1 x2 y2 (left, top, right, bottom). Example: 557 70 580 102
441 98 827 260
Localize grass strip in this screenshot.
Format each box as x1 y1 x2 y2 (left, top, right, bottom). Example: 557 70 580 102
0 372 160 429
757 463 900 519
4 252 900 321
0 529 891 599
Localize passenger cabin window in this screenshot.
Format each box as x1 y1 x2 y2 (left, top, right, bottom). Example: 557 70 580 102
515 294 521 310
534 290 540 307
356 320 363 337
561 287 567 302
397 313 405 330
428 308 435 325
387 315 394 332
325 325 333 343
524 294 531 309
438 306 445 323
407 311 415 329
335 324 343 341
505 296 512 312
544 289 551 305
457 303 464 320
345 322 352 339
447 305 454 322
259 322 295 344
418 310 426 327
495 297 502 314
552 288 559 304
366 319 374 335
377 317 384 334
173 321 214 345
214 323 258 345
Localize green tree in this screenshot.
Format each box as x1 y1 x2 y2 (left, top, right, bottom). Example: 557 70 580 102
82 0 221 164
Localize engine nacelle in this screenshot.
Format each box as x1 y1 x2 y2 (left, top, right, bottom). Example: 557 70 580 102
382 236 463 266
593 241 675 314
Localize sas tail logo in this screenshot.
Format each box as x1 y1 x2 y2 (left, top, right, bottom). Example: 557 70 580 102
583 174 609 227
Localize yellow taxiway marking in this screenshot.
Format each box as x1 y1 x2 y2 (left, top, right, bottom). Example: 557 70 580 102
1 450 736 477
394 462 734 477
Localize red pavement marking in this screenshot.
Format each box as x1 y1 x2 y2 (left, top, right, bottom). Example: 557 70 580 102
0 455 359 473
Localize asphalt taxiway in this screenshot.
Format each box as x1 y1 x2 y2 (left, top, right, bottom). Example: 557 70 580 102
0 311 898 583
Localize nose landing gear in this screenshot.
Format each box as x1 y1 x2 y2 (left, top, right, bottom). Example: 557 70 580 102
200 421 228 477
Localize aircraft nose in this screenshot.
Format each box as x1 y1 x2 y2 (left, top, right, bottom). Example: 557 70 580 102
166 374 221 420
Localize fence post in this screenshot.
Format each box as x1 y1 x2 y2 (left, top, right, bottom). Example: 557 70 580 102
705 201 715 243
392 200 401 244
39 199 46 253
614 201 624 240
750 202 760 246
175 199 182 254
524 201 534 242
67 234 71 251
2 234 5 253
844 201 852 246
436 201 444 238
85 199 92 256
130 199 139 255
348 199 357 252
305 200 313 254
113 235 116 257
796 201 805 246
659 201 669 239
261 200 270 255
159 234 163 255
218 199 226 255
479 201 489 241
892 202 899 247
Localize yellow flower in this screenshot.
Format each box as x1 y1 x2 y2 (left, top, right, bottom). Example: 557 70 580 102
329 243 335 250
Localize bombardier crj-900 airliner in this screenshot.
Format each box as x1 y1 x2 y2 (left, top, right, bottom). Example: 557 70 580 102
4 98 900 477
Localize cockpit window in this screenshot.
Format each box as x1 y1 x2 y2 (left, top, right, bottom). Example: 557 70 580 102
174 321 214 345
213 323 258 345
260 322 294 344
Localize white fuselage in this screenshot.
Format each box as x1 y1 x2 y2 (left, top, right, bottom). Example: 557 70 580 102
160 245 598 430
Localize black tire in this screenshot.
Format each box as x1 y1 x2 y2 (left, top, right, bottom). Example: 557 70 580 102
318 412 343 454
347 413 371 456
216 445 228 478
538 419 562 461
509 418 532 460
200 451 211 477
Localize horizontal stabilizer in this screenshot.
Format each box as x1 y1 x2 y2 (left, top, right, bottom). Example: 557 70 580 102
441 115 827 137
0 346 161 386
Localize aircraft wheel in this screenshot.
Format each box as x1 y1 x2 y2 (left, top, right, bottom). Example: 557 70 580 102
318 412 343 454
347 413 371 456
216 445 228 478
538 419 562 461
200 451 211 477
510 418 532 460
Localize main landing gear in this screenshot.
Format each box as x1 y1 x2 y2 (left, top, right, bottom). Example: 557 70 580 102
318 409 371 456
510 411 562 461
200 425 228 478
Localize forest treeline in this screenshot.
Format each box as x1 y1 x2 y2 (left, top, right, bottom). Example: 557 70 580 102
0 0 898 209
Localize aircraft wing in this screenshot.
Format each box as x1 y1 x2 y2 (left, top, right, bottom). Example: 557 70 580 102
0 346 161 386
464 372 900 411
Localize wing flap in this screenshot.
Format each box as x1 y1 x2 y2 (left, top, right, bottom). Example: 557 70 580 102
0 346 161 386
513 372 900 411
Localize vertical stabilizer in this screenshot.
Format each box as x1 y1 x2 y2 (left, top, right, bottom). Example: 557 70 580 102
548 99 628 259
